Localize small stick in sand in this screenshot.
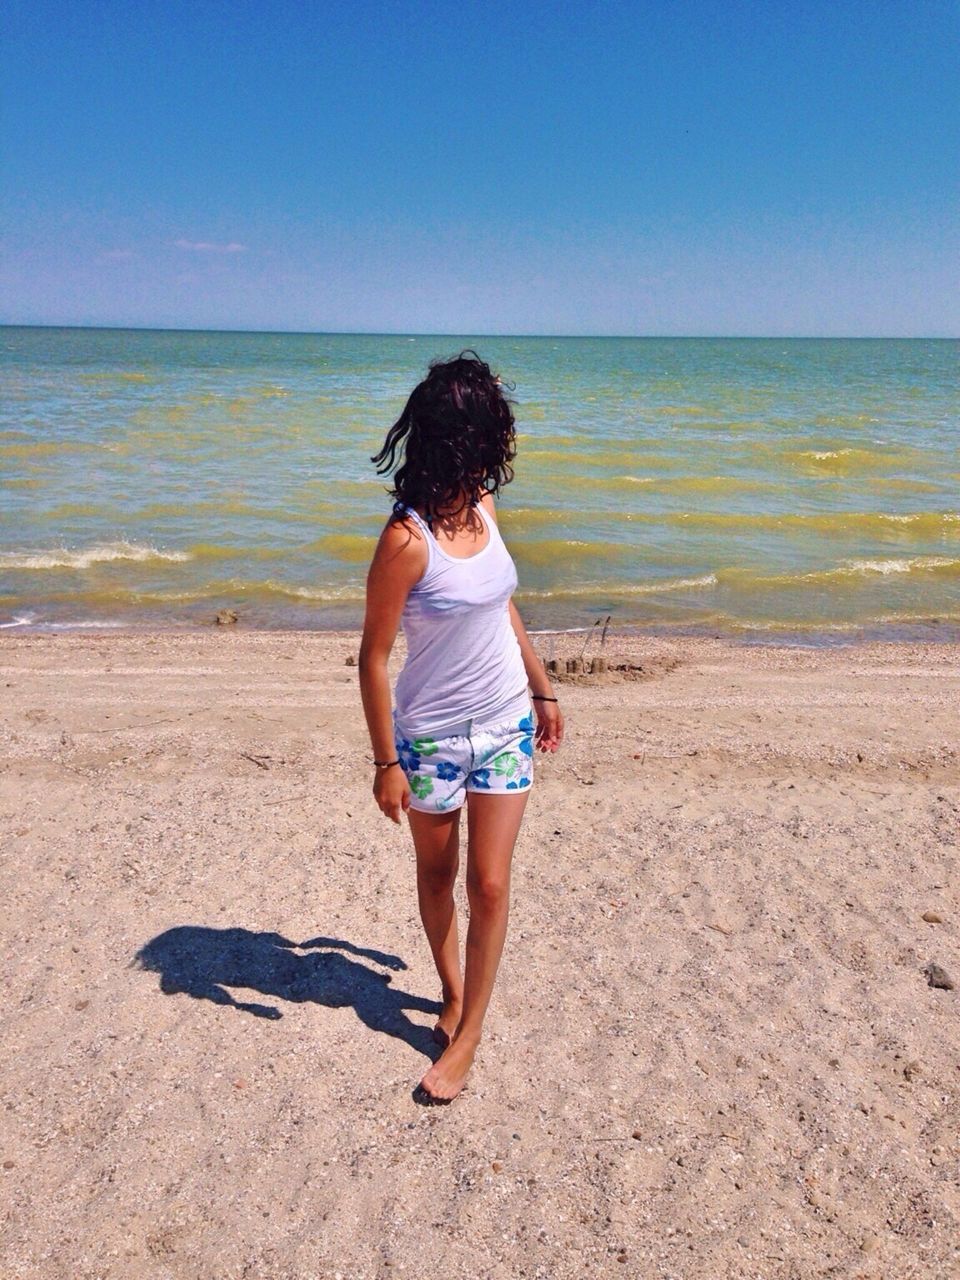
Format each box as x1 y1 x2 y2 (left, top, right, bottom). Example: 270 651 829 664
241 752 271 769
579 617 601 663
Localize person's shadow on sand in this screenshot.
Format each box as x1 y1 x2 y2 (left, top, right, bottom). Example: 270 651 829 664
132 926 441 1059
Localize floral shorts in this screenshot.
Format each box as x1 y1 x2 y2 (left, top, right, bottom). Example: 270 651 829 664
393 706 535 814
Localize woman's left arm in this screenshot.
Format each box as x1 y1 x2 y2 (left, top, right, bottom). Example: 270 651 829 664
479 492 563 751
507 599 563 752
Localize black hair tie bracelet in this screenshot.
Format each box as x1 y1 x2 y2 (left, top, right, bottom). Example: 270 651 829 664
373 758 401 769
531 695 558 702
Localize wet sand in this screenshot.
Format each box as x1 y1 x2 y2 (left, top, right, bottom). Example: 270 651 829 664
1 629 957 1279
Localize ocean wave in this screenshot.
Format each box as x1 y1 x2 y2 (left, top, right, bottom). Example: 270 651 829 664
520 446 672 470
519 556 960 602
0 541 193 570
842 556 960 577
508 509 960 537
42 499 338 525
0 440 101 459
519 574 717 600
621 573 718 594
247 384 290 398
605 474 787 496
666 510 960 535
513 538 634 567
784 446 917 473
122 578 368 604
78 371 154 384
308 533 378 563
37 619 126 630
257 580 366 602
719 556 960 589
0 610 125 630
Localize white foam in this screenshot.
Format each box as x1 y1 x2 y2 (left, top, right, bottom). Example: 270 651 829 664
0 541 192 570
522 573 717 600
870 513 958 526
844 556 959 576
625 573 718 594
0 612 125 630
259 579 365 602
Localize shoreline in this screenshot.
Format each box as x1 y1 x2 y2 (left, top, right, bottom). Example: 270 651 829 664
3 617 960 649
5 624 960 669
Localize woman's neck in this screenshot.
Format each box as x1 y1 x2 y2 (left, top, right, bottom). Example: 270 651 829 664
422 489 481 533
430 490 475 519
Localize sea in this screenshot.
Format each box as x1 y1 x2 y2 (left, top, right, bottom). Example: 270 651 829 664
1 326 958 642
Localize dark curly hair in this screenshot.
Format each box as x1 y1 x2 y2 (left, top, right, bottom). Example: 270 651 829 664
371 350 516 522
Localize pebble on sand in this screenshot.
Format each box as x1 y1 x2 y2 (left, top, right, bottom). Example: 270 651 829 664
921 910 944 924
923 962 955 991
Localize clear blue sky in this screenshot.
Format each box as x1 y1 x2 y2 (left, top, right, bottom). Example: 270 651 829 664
1 0 957 335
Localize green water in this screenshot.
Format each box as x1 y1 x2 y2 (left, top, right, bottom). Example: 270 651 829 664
1 326 958 640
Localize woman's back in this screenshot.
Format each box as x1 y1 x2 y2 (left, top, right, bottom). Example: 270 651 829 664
393 501 527 737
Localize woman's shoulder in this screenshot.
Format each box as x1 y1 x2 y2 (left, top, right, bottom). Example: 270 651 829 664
478 490 499 524
376 506 429 560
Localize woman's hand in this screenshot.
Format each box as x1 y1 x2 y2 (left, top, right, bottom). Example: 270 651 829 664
534 700 564 752
502 595 564 753
373 765 411 824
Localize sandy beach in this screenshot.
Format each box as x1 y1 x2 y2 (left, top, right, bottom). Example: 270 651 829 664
1 628 957 1279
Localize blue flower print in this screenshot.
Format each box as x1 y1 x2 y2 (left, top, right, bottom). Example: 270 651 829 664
435 759 462 781
396 738 421 772
518 713 535 757
507 777 531 789
470 768 491 789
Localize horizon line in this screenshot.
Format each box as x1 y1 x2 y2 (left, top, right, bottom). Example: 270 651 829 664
1 322 957 341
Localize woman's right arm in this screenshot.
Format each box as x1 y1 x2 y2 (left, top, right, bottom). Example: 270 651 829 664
358 518 427 823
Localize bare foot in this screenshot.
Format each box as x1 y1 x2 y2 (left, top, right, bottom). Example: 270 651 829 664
432 993 462 1048
416 1031 479 1103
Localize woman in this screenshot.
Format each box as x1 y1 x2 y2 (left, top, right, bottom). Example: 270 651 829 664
358 351 563 1104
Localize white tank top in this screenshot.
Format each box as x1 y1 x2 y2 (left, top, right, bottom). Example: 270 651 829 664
393 501 528 737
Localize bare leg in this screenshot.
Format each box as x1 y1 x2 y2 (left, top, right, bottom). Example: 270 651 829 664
417 790 529 1101
407 806 463 1044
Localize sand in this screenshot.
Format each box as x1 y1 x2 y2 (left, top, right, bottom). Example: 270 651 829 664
0 628 957 1280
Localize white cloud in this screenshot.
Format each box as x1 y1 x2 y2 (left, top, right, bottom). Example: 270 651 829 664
173 238 248 253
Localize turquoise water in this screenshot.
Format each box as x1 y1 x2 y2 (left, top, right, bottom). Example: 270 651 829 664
1 326 958 639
